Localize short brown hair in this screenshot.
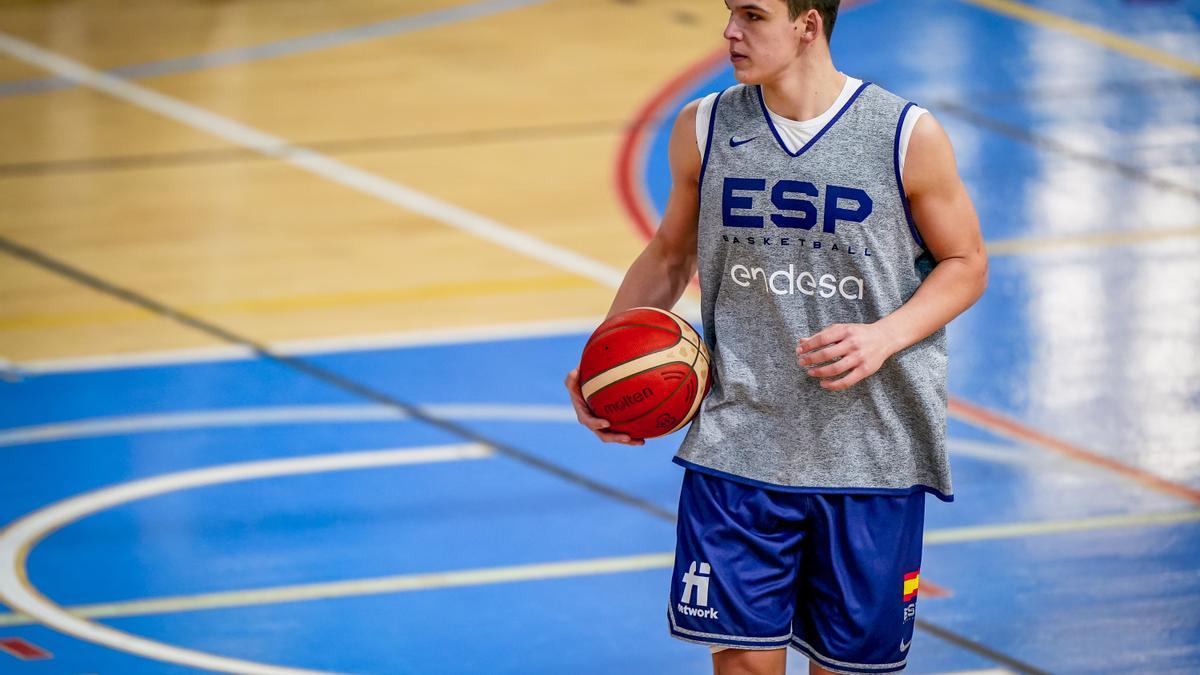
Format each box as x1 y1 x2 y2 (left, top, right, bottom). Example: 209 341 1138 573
787 0 840 42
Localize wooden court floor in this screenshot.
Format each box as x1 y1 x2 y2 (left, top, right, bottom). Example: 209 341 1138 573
0 0 1198 673
0 0 728 363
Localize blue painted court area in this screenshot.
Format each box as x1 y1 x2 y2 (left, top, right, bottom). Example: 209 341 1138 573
1 327 1198 673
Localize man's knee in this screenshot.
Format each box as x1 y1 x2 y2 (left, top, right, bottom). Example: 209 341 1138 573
711 647 786 675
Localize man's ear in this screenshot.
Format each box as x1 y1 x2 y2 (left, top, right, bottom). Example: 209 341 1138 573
795 8 820 42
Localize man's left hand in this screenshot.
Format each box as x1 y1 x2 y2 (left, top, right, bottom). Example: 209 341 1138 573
796 323 897 391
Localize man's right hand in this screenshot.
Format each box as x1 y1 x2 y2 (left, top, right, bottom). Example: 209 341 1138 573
564 368 645 446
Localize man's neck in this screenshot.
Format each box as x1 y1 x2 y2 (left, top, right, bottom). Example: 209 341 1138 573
758 56 846 123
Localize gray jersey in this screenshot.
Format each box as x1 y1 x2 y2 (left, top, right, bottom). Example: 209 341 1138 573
675 81 952 501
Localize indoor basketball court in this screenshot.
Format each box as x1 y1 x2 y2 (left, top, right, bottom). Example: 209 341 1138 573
0 0 1197 673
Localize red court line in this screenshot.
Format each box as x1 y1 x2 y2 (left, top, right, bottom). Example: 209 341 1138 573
0 637 52 660
613 45 728 242
921 579 952 599
948 398 1200 506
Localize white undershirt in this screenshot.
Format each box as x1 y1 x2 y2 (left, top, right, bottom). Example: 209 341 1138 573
695 76 928 174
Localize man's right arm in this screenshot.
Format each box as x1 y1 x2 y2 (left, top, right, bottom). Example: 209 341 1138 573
565 100 704 445
607 99 704 316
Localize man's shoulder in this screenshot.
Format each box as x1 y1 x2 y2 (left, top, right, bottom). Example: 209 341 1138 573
855 80 913 110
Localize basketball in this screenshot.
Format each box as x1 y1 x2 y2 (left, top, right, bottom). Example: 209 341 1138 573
578 307 712 440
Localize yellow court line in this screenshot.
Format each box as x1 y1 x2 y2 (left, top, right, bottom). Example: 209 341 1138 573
0 509 1195 628
959 0 1200 78
987 224 1200 256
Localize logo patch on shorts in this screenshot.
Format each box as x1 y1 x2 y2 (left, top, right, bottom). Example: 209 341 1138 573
678 561 719 619
902 570 920 602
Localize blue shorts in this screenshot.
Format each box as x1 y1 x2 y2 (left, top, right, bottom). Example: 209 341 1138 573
667 469 926 674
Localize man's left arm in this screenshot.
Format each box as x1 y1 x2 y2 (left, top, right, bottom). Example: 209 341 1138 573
796 113 988 390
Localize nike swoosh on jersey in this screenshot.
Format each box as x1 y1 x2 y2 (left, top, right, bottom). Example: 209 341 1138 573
729 136 756 147
899 638 911 652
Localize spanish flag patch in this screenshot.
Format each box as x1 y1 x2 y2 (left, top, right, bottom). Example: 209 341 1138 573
902 571 920 601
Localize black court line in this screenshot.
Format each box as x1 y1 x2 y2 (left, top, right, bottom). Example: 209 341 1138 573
0 234 1052 674
0 119 638 179
0 234 676 523
931 99 1200 202
856 71 1200 201
955 76 1199 105
852 75 1200 203
916 619 1050 675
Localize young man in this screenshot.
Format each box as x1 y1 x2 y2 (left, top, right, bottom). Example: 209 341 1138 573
566 1 986 673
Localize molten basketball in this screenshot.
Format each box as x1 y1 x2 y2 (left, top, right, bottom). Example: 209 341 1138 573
578 307 711 440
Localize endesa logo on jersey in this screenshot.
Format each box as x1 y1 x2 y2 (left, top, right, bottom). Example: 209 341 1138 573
730 263 864 300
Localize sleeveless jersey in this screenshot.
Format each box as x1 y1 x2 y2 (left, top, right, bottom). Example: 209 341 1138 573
674 81 953 501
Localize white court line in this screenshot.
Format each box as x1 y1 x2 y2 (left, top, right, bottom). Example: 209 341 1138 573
272 315 615 356
0 404 576 447
946 438 1048 467
922 509 1200 544
18 344 257 374
0 30 698 376
0 553 675 628
0 404 1044 455
0 33 701 343
0 443 491 675
0 508 1195 629
0 34 627 289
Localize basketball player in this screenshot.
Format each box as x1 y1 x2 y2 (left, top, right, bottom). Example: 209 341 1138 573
565 1 987 673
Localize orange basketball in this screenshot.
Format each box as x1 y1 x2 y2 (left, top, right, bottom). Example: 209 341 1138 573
578 307 712 440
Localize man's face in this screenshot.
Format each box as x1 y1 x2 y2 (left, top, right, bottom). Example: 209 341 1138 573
724 1 806 83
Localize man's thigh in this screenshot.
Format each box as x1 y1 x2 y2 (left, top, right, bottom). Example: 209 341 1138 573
790 492 927 674
667 470 806 649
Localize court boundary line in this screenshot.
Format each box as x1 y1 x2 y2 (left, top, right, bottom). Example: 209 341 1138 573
1 508 1194 629
0 0 551 99
0 403 575 447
